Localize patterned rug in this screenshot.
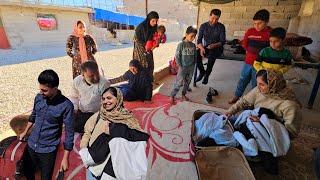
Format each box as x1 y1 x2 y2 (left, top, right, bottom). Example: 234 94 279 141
1 94 319 180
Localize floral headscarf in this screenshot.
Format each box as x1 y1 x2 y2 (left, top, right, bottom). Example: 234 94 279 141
100 88 144 132
263 69 300 106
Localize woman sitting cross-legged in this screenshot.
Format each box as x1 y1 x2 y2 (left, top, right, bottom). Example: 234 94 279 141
109 59 153 103
79 87 149 180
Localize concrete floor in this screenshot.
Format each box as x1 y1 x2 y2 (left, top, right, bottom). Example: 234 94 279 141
156 59 320 129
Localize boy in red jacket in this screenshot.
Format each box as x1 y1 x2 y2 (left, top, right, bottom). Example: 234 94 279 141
229 9 272 104
145 25 166 53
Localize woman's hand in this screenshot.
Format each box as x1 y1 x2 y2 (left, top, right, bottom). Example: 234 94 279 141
249 115 260 122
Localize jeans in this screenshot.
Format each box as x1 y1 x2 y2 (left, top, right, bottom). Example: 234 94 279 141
118 84 138 101
235 63 257 97
24 146 57 180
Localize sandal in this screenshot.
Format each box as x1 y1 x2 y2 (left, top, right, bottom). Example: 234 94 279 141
209 87 219 96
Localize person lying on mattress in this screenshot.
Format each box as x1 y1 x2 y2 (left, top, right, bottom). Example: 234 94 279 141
79 87 149 180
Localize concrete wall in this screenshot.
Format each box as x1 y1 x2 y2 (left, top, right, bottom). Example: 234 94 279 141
288 0 320 59
118 0 197 41
0 3 92 48
198 0 302 39
119 0 197 27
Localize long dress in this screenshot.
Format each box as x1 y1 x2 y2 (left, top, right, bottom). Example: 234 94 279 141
66 35 97 79
133 21 157 81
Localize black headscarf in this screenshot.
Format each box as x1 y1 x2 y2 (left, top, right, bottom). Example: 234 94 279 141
134 11 159 44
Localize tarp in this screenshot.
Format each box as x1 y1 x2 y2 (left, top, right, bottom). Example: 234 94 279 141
94 8 144 26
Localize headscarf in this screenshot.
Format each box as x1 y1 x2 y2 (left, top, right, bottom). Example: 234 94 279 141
136 11 159 43
72 20 88 63
263 69 300 105
100 88 144 132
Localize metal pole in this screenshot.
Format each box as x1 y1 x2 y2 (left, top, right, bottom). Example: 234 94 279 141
308 64 320 109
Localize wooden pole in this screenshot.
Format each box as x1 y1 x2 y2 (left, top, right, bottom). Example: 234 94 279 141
196 1 200 28
145 0 148 16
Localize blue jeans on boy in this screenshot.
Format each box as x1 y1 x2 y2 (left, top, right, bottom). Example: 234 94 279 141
235 63 257 97
118 84 137 101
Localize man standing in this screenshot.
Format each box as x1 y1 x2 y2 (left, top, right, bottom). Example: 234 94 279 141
70 61 110 133
20 70 74 180
196 9 226 84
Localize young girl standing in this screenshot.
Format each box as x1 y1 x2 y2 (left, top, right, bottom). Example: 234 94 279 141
171 26 198 103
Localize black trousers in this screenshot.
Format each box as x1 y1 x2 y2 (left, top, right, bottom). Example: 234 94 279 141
74 111 94 133
24 146 57 180
196 47 223 77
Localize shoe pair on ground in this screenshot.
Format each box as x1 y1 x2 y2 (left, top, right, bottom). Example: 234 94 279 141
206 87 219 104
196 73 240 104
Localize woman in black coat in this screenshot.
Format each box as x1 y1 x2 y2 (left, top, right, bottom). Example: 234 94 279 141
133 11 159 82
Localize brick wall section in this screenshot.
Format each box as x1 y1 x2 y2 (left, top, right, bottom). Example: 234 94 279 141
198 0 302 39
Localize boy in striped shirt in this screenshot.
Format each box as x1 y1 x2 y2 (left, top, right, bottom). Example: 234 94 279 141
254 27 292 74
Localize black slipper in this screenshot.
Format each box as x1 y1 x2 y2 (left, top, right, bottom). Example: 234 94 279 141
209 87 219 96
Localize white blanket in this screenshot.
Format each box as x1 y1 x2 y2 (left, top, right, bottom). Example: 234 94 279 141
233 108 290 157
108 138 148 180
79 138 148 179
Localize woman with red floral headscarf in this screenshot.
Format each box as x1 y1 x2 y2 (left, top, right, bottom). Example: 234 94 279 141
66 20 97 79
